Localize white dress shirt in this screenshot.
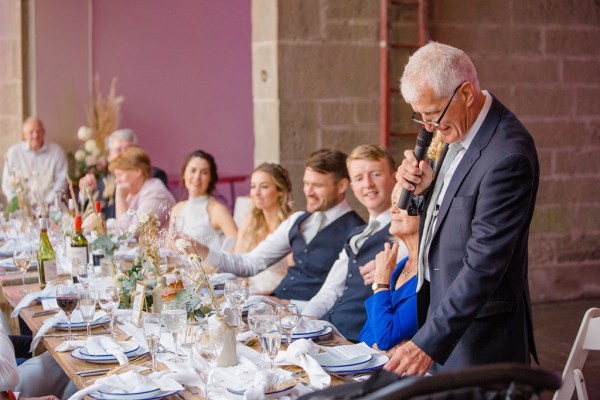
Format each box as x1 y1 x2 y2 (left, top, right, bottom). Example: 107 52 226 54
299 210 408 315
2 140 68 204
0 325 19 391
205 200 355 277
423 90 493 282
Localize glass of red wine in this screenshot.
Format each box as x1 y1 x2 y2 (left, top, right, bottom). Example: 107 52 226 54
56 283 80 340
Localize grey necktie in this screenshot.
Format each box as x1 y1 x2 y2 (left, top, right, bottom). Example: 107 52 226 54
349 219 380 253
304 211 325 244
417 142 464 291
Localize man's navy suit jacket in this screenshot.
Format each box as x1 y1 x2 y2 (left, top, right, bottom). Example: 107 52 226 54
414 95 539 371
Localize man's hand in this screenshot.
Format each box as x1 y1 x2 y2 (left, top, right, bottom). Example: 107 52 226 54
396 149 434 196
79 171 98 193
359 260 376 286
383 340 433 377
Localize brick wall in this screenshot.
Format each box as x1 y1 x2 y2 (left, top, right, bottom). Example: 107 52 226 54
0 0 24 205
252 0 600 302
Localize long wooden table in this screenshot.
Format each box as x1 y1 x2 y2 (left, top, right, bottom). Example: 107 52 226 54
3 283 348 399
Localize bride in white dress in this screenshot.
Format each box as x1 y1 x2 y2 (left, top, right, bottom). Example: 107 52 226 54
169 150 237 251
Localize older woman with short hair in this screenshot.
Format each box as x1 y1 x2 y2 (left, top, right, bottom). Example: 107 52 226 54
109 146 175 230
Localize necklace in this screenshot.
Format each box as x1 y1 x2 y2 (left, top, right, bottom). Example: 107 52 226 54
401 264 414 276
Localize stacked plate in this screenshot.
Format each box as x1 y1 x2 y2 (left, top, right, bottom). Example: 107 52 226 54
72 342 149 364
54 314 111 331
227 380 296 397
89 389 180 400
288 324 333 340
314 352 389 375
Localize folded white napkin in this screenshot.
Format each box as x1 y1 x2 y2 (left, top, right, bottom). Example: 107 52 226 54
11 284 56 318
56 336 129 365
293 319 328 335
210 272 238 286
243 369 293 400
277 339 330 389
68 369 185 400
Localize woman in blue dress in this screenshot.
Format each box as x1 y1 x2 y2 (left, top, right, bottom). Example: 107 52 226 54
359 184 419 351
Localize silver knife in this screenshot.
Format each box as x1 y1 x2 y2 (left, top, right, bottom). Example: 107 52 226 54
31 309 60 317
43 330 111 338
76 368 110 377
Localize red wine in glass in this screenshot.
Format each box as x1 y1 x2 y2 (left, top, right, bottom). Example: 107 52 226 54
57 295 79 313
56 284 80 340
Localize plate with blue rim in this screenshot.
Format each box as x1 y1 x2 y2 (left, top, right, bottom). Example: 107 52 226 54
72 346 149 364
55 315 111 331
322 353 389 375
314 353 373 369
79 341 140 357
89 389 180 400
227 379 296 396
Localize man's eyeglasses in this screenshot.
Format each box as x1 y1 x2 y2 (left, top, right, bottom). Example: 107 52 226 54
411 82 465 128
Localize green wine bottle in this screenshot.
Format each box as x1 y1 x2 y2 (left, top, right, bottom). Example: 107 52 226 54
37 217 57 289
69 215 88 283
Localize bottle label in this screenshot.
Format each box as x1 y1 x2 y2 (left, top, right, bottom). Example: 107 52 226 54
67 246 88 272
43 259 58 283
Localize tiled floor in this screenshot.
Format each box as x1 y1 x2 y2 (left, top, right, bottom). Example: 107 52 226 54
533 298 600 400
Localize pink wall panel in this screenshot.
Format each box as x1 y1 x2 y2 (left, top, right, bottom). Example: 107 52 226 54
91 0 253 203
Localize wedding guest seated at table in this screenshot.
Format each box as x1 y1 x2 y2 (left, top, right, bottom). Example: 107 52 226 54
359 183 418 351
109 146 176 230
234 162 294 294
190 149 364 302
79 128 169 218
0 324 73 400
272 144 402 342
2 117 67 205
169 150 237 251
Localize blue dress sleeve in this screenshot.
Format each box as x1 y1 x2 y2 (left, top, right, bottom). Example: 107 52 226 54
361 258 419 351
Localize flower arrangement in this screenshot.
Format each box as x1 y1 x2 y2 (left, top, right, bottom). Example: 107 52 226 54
67 75 123 188
169 238 223 321
114 262 156 311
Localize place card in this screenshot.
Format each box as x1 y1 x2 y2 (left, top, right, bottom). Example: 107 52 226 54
131 282 146 328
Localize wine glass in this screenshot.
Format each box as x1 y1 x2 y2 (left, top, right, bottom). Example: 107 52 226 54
74 260 90 289
12 245 35 293
79 289 96 338
276 304 300 347
97 286 120 338
143 313 161 371
262 332 281 370
161 302 187 363
56 283 80 340
191 327 224 397
247 302 276 366
224 279 248 332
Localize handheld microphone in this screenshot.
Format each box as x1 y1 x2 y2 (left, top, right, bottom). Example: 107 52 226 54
398 128 434 210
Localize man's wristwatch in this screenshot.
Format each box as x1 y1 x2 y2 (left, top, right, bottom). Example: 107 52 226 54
371 283 390 291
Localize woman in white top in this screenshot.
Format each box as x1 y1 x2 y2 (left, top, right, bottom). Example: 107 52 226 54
234 163 293 294
170 150 237 250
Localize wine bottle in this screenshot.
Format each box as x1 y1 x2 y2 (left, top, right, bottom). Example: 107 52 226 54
37 217 57 289
68 215 88 283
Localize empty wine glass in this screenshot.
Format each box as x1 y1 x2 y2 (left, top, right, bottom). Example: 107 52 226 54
56 283 80 340
191 327 224 398
74 260 90 289
97 286 120 338
143 313 161 371
12 245 35 293
161 302 187 363
79 289 96 338
276 304 300 347
247 302 276 367
224 279 248 332
262 332 281 370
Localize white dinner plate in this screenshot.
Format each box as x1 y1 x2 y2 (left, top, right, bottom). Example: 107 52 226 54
290 325 332 340
227 379 296 396
0 258 38 269
80 341 139 357
314 353 373 369
95 388 161 400
71 346 149 364
55 315 111 331
89 390 179 400
323 353 389 375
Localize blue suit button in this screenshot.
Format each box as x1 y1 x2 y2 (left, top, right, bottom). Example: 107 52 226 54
290 277 295 281
304 249 308 253
298 260 303 264
282 287 287 291
347 273 353 278
352 259 357 264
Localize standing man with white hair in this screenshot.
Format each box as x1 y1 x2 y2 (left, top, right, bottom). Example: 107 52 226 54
79 128 168 217
386 42 539 376
2 117 68 204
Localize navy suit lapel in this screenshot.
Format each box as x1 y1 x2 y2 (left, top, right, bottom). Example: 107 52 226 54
432 95 503 239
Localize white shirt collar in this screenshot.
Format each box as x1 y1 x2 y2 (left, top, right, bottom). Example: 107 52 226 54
457 90 492 150
367 209 391 230
20 140 48 153
321 199 353 226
